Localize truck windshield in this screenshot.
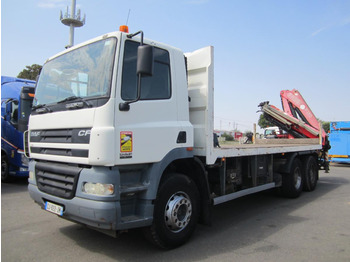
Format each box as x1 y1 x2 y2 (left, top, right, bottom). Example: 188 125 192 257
265 130 276 136
33 38 117 107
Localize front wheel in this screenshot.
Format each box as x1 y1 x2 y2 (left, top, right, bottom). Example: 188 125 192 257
144 173 200 249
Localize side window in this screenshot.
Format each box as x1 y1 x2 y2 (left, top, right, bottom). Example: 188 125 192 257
121 41 171 101
10 101 19 124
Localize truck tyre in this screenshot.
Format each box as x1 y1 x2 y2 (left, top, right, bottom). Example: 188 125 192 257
1 154 10 182
302 156 318 192
281 158 303 198
144 173 200 249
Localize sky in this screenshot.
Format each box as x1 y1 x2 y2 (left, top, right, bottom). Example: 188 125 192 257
1 0 350 132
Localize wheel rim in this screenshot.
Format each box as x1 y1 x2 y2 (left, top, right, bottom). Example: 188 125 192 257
294 167 302 190
164 191 192 233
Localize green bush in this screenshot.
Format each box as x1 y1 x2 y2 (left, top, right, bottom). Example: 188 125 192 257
222 133 234 141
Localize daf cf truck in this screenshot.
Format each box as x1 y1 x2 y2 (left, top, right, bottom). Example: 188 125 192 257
26 27 328 248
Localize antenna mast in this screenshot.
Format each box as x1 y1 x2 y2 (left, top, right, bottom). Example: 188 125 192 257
60 0 86 49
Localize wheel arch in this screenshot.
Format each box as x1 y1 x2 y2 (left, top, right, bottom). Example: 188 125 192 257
144 149 211 225
277 152 298 174
278 151 317 174
161 157 212 225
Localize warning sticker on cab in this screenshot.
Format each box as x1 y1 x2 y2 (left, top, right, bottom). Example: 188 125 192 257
120 131 133 159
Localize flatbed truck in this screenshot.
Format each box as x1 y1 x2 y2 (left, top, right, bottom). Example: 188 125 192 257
27 27 328 248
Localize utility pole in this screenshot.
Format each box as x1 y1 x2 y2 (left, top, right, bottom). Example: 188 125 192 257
60 0 86 49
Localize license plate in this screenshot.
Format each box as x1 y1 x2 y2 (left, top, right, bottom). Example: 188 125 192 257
45 202 63 216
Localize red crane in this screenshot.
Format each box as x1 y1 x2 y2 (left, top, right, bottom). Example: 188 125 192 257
259 89 329 148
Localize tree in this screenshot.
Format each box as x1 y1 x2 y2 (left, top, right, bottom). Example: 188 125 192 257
17 64 42 80
258 113 273 129
321 121 330 133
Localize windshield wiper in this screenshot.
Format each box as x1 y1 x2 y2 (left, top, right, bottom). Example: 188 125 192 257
32 104 52 114
57 96 81 103
57 96 92 108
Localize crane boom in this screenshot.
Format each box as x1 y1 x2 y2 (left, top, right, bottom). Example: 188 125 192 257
259 89 328 148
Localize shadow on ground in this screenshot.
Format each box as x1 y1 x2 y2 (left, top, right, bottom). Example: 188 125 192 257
59 173 348 261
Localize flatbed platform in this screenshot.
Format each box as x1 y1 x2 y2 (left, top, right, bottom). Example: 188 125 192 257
206 138 322 164
220 138 320 149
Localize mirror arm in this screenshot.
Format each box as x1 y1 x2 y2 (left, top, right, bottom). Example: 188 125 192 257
119 73 141 111
127 31 144 46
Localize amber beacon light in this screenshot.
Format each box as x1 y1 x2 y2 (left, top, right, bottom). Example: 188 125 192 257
119 25 129 33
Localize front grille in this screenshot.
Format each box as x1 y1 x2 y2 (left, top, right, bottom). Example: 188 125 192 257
29 128 91 159
30 128 91 144
31 148 88 157
35 161 82 199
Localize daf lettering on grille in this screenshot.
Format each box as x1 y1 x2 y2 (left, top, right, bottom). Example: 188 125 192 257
31 131 41 137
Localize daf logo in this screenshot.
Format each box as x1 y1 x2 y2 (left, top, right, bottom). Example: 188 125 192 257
78 130 91 136
66 102 84 109
31 131 41 137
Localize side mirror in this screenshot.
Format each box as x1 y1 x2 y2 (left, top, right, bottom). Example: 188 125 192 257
137 45 154 77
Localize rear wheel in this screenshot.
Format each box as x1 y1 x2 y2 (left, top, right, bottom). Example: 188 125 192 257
281 158 303 198
143 173 200 249
302 156 318 192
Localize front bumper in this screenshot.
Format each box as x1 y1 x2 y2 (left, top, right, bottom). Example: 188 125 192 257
28 183 120 230
28 161 122 231
27 160 154 232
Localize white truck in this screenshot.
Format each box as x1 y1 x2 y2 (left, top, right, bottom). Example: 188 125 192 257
26 27 328 249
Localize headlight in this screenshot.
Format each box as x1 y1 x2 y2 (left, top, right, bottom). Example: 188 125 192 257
82 182 114 196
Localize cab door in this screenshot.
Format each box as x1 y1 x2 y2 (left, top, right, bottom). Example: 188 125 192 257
115 37 181 165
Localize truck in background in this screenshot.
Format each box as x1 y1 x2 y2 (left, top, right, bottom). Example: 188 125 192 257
26 27 329 249
1 76 36 182
264 126 288 139
328 121 350 163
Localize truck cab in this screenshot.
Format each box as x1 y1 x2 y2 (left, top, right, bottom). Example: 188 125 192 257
1 76 35 182
28 32 192 166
